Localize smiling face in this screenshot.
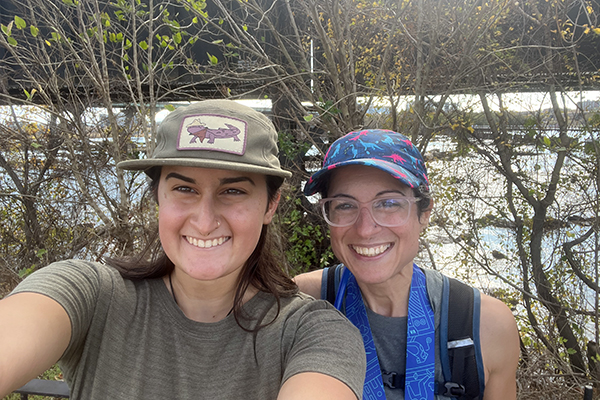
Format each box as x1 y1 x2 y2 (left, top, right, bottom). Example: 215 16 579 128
157 165 278 284
327 165 431 286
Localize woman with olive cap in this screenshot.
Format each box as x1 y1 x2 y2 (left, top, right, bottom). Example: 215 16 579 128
295 129 519 400
0 100 366 400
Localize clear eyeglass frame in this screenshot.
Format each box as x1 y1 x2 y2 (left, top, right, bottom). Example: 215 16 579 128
318 196 421 227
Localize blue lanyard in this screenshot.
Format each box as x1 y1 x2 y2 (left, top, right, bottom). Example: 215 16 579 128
334 264 435 400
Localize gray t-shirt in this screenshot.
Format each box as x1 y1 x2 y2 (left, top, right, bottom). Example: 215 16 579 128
367 309 407 400
13 260 366 399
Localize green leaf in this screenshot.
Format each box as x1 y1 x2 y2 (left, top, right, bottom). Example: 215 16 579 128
7 36 17 46
139 40 148 50
543 137 551 147
212 39 223 44
303 115 314 122
165 104 176 111
242 24 248 31
192 17 198 23
207 52 218 65
14 16 26 30
174 32 182 44
1 23 11 36
31 142 42 149
18 266 36 279
567 348 577 355
24 88 37 100
30 25 39 37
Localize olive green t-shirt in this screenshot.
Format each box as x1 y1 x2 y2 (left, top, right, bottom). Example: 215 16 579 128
13 260 366 399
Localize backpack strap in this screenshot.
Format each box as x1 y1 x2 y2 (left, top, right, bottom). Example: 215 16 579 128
322 264 345 305
324 266 485 399
440 275 484 400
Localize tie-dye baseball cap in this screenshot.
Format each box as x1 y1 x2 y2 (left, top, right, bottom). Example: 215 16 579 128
303 129 429 196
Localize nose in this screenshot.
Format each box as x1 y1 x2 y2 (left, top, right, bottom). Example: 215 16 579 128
189 197 221 236
353 206 379 235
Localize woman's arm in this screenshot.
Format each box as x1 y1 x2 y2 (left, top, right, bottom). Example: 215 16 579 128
278 372 358 400
293 270 324 299
0 292 71 397
479 294 520 400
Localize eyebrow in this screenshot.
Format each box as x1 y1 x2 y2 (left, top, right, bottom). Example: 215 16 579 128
165 172 195 184
220 176 256 186
164 172 256 186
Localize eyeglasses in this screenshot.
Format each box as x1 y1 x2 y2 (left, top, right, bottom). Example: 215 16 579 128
319 196 421 227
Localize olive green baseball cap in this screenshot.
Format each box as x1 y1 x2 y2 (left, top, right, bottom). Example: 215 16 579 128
118 99 292 178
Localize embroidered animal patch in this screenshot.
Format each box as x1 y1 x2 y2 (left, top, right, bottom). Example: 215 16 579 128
177 113 247 155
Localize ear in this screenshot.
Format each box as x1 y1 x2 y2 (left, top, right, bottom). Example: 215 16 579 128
263 191 281 225
419 198 433 232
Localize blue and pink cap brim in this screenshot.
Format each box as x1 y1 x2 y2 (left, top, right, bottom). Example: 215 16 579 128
303 129 430 196
303 158 426 196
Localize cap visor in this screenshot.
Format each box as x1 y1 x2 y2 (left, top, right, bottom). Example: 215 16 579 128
117 158 292 178
303 158 422 196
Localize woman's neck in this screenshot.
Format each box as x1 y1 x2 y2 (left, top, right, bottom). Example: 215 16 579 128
358 267 413 318
165 271 256 323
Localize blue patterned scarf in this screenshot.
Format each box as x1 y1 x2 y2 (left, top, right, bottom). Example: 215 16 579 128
334 264 435 400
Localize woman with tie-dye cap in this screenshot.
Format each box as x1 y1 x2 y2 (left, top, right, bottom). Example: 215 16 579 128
295 129 519 400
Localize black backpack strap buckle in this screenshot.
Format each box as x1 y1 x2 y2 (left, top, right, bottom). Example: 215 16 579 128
442 382 466 398
381 371 404 389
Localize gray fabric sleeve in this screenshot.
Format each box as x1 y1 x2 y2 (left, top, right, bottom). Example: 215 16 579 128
280 300 366 399
11 260 105 359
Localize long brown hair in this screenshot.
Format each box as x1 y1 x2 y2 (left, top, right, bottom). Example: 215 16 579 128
106 167 297 330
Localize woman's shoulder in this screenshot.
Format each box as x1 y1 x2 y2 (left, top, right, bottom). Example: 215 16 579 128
13 260 118 293
251 291 353 328
279 291 340 314
10 260 136 322
272 293 366 398
278 293 361 340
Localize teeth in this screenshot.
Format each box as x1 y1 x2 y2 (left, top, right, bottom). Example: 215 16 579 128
352 244 390 257
186 236 228 249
